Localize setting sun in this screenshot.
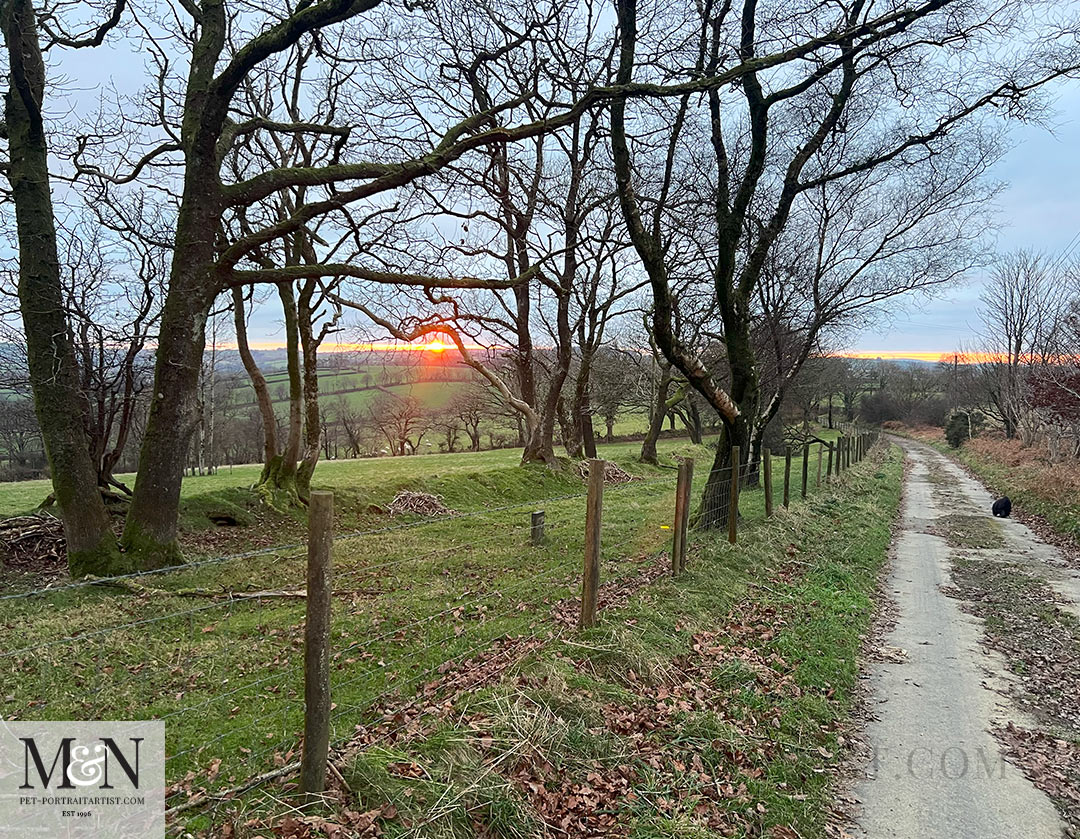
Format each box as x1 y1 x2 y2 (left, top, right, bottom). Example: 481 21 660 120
425 340 449 353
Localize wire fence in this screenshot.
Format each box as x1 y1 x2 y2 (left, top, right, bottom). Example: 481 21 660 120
0 430 881 834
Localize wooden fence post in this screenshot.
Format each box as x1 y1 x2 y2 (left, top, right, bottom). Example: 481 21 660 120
816 444 823 488
728 446 740 544
672 459 693 576
801 443 809 499
531 511 545 546
302 491 333 795
580 459 605 629
783 447 792 508
837 437 845 473
763 447 773 517
827 441 834 479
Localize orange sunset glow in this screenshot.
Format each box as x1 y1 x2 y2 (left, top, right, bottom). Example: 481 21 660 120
222 340 489 353
215 343 1022 364
841 350 956 362
842 350 1039 364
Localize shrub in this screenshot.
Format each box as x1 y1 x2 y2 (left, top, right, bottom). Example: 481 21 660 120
913 396 948 427
860 391 901 424
945 409 984 448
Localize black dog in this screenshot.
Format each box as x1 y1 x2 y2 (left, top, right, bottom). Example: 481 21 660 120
992 496 1012 518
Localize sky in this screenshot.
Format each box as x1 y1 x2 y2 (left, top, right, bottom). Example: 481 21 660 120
238 79 1080 360
850 81 1080 358
43 22 1080 362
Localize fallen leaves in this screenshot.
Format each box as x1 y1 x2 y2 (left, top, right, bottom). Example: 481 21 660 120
946 557 1080 832
996 723 1080 829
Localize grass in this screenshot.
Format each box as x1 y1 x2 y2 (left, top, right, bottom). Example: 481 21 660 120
282 441 903 839
0 416 660 519
0 430 891 837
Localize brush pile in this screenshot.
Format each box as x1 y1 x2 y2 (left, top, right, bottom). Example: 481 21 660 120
575 460 637 485
387 490 455 517
0 512 66 569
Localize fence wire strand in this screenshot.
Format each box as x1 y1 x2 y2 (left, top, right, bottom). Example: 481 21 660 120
4 435 883 832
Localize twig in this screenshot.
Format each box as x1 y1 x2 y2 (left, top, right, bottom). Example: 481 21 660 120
165 760 301 819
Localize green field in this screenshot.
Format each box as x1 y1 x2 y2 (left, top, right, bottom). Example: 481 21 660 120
226 366 462 411
0 428 886 836
0 415 664 518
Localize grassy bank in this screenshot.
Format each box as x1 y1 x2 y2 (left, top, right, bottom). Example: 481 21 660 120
0 430 890 837
203 442 902 837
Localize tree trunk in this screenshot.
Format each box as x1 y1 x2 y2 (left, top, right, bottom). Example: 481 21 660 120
521 291 572 467
684 399 702 445
521 416 558 466
696 416 750 530
696 322 761 529
233 286 279 478
2 0 128 577
296 284 323 500
559 395 582 458
581 400 597 459
121 192 218 566
257 283 303 507
640 369 672 465
567 350 598 459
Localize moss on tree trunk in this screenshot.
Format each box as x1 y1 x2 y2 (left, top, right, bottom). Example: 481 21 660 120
3 0 129 577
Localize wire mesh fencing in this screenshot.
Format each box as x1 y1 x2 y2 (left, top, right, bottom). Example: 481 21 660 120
0 431 882 833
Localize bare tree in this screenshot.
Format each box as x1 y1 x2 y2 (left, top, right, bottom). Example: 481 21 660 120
62 219 163 494
611 0 1078 527
0 398 42 480
446 383 497 453
367 392 428 456
71 0 613 565
974 250 1065 442
1 0 131 575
